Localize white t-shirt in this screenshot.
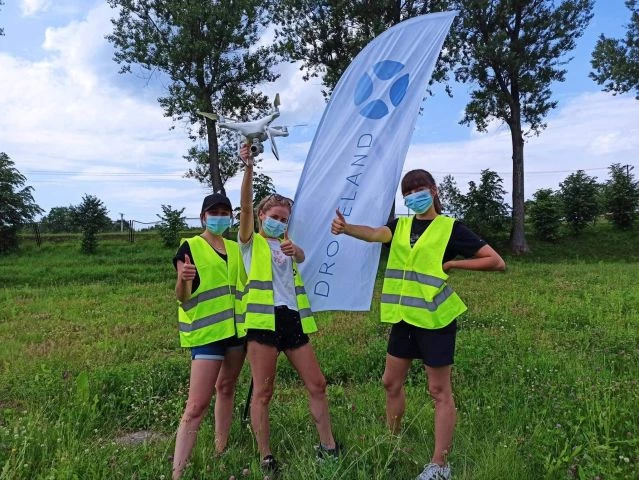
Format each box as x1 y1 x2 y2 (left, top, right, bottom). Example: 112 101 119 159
239 233 298 311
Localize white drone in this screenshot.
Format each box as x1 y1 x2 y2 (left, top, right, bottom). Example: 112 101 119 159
197 94 289 161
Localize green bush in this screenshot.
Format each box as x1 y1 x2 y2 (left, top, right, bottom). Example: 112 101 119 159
529 188 562 241
559 170 599 235
461 169 510 239
71 194 112 254
605 163 639 230
157 204 187 248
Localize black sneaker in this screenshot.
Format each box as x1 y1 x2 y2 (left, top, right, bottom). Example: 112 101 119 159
315 442 342 460
261 454 280 475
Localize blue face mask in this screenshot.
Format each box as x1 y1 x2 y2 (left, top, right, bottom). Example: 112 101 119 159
262 216 287 238
206 215 231 235
404 190 433 214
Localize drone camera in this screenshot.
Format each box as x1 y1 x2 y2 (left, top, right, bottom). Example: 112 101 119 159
250 138 264 156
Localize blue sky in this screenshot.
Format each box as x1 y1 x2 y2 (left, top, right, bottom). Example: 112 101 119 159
1 0 637 224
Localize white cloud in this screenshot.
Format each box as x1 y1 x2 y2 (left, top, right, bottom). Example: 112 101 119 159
3 2 638 226
21 0 51 16
398 91 639 209
0 4 193 220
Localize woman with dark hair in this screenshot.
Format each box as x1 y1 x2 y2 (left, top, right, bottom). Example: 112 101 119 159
171 193 245 479
331 169 505 480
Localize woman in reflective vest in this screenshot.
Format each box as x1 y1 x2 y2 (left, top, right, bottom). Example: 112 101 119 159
331 169 505 480
171 193 246 479
237 146 339 474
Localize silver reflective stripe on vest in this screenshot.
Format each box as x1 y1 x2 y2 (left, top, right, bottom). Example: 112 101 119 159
246 303 275 315
384 268 444 288
235 313 245 324
299 308 313 319
179 308 234 332
236 280 274 302
181 286 233 312
247 280 274 290
381 286 454 312
295 286 306 295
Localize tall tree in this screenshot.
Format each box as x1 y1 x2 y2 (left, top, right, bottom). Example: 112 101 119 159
590 0 639 98
276 1 593 254
107 0 279 194
452 0 593 253
273 0 456 98
0 153 43 253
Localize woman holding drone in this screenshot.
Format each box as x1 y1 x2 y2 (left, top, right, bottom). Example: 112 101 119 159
331 169 505 480
237 145 339 474
171 193 246 479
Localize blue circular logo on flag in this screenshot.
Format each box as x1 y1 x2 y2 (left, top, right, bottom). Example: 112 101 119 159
354 60 410 120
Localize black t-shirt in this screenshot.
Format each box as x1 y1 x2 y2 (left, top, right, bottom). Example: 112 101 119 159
173 240 227 293
384 217 486 263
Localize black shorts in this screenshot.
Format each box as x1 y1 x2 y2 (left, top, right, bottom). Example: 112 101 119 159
246 305 310 352
387 320 457 367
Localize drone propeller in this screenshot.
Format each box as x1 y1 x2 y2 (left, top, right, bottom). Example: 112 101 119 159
265 127 280 161
196 111 219 122
273 93 280 109
269 125 289 135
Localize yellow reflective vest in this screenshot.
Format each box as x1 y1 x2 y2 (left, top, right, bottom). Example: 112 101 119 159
177 236 245 347
236 233 316 337
381 215 467 329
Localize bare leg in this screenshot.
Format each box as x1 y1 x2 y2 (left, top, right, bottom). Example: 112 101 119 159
172 359 222 479
425 365 455 466
382 354 412 434
213 346 246 453
285 343 335 448
247 341 278 458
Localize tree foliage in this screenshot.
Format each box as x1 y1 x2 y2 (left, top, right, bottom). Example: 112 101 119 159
452 0 593 253
529 188 562 241
41 206 79 233
559 170 599 235
590 0 639 98
71 195 112 254
605 163 639 230
272 0 593 254
438 174 464 218
0 152 43 253
106 0 278 194
0 0 5 37
157 204 187 248
273 0 456 99
461 169 510 240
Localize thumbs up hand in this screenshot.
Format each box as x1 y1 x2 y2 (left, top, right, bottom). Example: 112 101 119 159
179 253 197 282
280 230 296 257
331 208 348 235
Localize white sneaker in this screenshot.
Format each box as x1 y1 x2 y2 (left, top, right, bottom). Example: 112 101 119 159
416 462 451 480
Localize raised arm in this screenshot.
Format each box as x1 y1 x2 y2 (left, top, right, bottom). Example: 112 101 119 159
239 145 254 244
331 208 392 243
443 245 506 273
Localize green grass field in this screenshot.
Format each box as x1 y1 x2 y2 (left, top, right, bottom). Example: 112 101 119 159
1 224 638 479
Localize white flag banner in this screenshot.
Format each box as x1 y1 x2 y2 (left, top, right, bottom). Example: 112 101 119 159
289 11 457 312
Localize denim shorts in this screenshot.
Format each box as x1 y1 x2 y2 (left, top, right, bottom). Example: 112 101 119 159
191 335 245 361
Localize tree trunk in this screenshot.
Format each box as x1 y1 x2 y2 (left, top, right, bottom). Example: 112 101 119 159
206 118 224 195
509 115 529 254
